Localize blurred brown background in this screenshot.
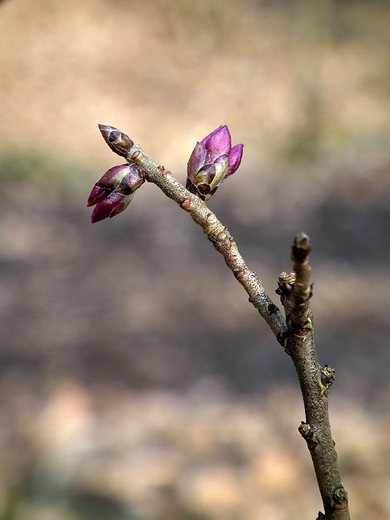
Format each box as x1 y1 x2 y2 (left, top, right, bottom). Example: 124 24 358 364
0 0 390 519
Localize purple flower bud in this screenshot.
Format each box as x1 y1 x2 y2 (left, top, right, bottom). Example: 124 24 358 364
186 125 243 201
87 163 144 223
98 124 134 158
87 164 130 207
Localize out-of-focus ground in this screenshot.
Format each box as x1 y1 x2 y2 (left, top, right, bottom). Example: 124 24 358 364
0 0 390 518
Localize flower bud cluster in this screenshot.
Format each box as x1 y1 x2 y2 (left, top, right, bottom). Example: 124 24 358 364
88 123 244 223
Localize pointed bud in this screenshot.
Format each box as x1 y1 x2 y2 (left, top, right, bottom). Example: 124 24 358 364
87 164 131 207
98 124 134 158
186 125 243 201
87 163 145 223
90 189 136 223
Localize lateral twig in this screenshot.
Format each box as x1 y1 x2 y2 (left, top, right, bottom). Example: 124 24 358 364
127 143 288 344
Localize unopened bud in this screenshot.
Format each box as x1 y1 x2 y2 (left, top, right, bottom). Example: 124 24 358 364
186 125 243 201
87 163 144 223
98 124 134 158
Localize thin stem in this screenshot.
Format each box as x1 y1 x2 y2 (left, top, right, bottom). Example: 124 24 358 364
126 144 288 344
279 234 350 520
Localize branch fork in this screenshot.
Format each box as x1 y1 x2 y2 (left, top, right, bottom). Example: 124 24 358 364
92 124 350 520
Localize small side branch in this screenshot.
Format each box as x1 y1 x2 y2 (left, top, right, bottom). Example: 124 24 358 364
126 145 288 343
278 234 349 520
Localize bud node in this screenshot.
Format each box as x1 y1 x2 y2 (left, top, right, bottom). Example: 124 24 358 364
180 197 192 211
206 212 217 223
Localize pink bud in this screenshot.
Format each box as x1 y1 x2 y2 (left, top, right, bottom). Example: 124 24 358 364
87 164 144 223
186 125 243 201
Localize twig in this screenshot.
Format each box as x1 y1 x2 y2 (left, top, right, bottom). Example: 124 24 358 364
278 234 349 520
